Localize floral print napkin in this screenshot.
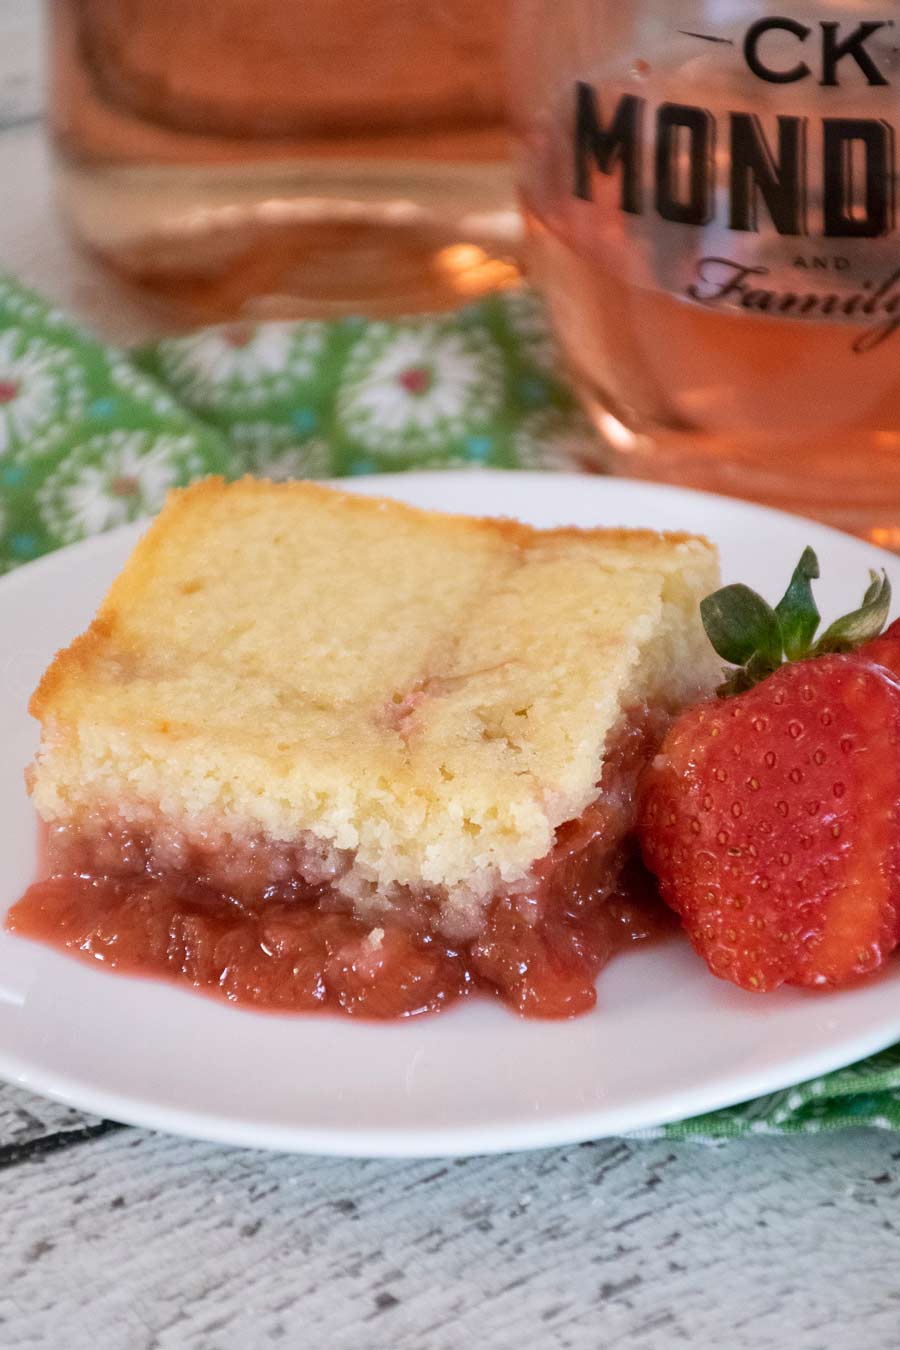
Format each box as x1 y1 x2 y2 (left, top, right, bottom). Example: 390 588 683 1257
2 270 899 1140
0 277 594 571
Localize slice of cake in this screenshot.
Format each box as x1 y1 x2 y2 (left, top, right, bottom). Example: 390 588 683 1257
12 477 720 1018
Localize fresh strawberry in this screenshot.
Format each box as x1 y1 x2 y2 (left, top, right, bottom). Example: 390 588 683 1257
638 549 900 992
855 617 900 679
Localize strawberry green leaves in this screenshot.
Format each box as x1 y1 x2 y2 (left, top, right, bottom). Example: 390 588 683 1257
700 585 783 695
815 570 892 654
774 546 820 660
701 547 892 697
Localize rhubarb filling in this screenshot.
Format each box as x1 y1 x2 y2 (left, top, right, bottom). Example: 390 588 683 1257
8 709 673 1019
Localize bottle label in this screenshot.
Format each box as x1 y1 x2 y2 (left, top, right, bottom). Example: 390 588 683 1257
571 16 900 350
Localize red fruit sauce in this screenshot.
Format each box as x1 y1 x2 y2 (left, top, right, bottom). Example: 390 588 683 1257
8 717 673 1020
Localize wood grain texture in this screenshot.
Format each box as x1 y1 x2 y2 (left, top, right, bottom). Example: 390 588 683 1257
1 1107 900 1350
0 1081 105 1159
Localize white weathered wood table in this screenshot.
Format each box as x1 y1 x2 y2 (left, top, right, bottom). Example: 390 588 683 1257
2 8 900 1347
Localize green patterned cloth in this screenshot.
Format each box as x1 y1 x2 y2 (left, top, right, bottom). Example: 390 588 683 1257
0 278 593 571
646 1046 900 1140
2 272 899 1140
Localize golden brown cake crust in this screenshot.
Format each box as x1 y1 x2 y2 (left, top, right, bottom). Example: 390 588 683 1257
29 476 720 910
31 480 712 723
32 476 714 719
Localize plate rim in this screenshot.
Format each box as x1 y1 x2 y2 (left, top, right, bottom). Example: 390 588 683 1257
3 999 900 1157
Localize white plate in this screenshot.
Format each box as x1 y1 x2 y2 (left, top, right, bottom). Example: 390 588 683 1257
2 470 900 1157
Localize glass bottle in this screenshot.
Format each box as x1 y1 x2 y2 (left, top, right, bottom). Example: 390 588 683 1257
511 0 900 540
49 0 520 326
